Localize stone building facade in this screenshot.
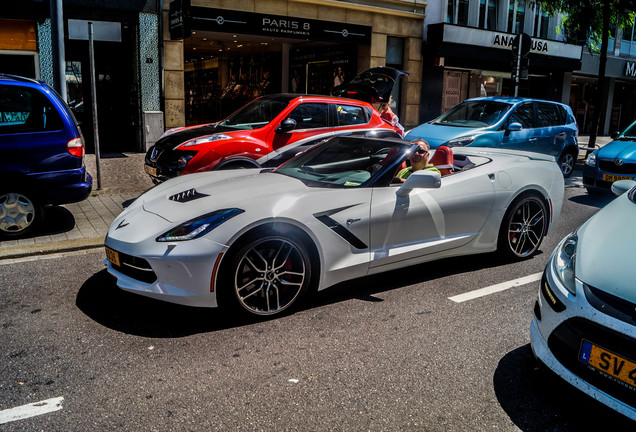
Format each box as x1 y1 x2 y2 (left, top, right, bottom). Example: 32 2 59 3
162 0 426 129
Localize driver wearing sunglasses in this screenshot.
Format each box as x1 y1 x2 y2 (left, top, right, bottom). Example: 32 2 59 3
395 139 440 182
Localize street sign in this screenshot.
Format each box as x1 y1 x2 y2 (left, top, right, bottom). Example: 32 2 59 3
512 33 532 57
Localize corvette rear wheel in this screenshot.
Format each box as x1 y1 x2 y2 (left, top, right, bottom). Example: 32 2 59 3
226 235 311 316
498 193 547 260
0 191 42 238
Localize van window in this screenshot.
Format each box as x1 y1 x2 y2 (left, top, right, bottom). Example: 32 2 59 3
537 102 562 126
288 103 329 129
0 86 63 133
336 104 367 126
508 103 534 129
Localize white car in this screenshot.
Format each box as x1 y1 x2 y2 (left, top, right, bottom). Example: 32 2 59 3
530 180 636 422
105 136 564 317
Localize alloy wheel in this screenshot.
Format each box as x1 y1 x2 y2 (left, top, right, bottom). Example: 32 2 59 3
560 153 575 177
233 237 307 315
506 197 546 258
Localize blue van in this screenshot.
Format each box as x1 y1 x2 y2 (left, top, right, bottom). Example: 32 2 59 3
406 97 579 177
0 75 92 237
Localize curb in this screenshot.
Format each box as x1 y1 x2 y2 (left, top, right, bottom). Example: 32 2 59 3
0 237 105 261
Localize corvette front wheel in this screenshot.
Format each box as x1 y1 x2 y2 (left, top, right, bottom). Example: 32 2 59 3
498 193 547 260
223 234 311 316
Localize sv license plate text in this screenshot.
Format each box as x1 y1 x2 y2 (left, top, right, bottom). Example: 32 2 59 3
579 340 636 390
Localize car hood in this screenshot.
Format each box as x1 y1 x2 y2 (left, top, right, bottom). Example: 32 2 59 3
153 123 239 151
576 189 636 303
139 169 308 223
596 140 636 161
333 66 408 103
405 123 485 148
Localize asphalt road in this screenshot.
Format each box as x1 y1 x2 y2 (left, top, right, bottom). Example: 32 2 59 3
0 177 631 431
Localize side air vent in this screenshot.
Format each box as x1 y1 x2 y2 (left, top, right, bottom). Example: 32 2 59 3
169 188 208 203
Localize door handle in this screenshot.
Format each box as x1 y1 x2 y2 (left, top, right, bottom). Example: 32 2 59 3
346 218 361 225
529 138 537 142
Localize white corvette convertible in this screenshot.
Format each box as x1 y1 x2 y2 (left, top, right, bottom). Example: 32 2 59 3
105 136 564 317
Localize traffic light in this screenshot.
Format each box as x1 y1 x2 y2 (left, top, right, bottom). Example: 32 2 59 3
511 57 529 79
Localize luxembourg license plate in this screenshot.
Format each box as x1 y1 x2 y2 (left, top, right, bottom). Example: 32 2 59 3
579 340 636 390
144 164 157 177
602 173 633 182
105 246 121 267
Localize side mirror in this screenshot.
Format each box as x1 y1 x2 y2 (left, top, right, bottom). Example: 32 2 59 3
507 122 522 132
277 118 297 133
610 130 621 139
397 170 441 197
611 179 636 197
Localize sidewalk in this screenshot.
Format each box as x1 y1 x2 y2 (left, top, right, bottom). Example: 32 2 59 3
0 136 613 261
0 152 152 261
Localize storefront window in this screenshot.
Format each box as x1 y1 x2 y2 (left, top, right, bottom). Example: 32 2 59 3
479 0 498 30
386 36 404 116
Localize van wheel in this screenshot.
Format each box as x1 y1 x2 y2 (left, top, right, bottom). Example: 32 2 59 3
0 191 42 238
558 151 576 178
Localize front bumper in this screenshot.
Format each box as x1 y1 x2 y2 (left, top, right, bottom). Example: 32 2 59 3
530 260 636 421
104 209 228 308
583 163 636 191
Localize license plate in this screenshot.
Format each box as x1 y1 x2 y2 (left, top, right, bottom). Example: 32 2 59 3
144 164 157 177
105 246 121 267
602 173 633 182
579 340 636 390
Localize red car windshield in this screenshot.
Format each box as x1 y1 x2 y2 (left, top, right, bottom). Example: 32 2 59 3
218 98 289 130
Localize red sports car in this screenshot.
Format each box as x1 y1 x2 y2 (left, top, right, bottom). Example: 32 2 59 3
144 67 407 182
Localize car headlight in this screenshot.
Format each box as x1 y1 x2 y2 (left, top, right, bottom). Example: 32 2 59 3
552 232 577 295
179 134 231 148
446 135 476 147
585 151 597 167
156 208 244 242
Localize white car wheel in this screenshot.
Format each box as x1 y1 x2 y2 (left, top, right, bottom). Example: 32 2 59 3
498 193 547 259
227 234 311 316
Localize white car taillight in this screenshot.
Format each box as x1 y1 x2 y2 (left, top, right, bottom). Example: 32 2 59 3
67 137 85 158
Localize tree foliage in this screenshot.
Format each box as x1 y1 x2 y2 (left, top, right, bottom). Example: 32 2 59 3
532 0 635 145
535 0 634 53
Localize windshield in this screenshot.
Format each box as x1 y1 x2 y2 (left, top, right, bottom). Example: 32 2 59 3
432 100 512 128
618 121 636 140
275 136 410 188
218 98 289 130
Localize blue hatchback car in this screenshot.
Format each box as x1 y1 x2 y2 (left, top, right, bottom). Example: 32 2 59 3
406 97 579 177
583 120 636 194
0 75 92 237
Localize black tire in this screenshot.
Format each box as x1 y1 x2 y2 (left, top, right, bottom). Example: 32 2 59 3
557 150 576 178
0 190 42 238
497 193 548 260
219 232 312 317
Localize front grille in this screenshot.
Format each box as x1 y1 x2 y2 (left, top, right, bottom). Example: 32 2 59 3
585 284 636 326
547 317 636 409
598 160 636 174
112 251 157 284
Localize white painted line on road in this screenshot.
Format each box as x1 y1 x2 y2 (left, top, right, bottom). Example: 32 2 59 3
0 396 64 425
449 272 542 303
0 247 104 266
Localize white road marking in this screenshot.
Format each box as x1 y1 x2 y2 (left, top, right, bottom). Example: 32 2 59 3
0 247 103 266
0 396 64 425
449 272 542 303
